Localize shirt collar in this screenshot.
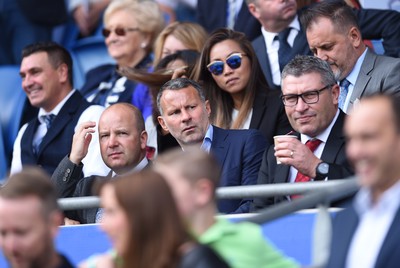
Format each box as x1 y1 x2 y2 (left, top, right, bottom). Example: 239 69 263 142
345 48 368 86
354 179 400 216
37 89 76 123
300 109 340 144
200 124 213 153
261 15 300 48
112 157 149 177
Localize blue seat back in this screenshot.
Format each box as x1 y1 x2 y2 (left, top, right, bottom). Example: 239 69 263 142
70 36 115 89
0 65 26 165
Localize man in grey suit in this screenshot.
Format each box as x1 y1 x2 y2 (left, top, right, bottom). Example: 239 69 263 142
301 0 400 114
252 55 353 210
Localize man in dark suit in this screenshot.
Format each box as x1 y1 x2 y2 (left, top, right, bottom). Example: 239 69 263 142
326 94 400 268
247 0 400 91
301 0 400 114
52 103 149 224
157 78 267 214
11 42 108 178
196 0 261 41
252 55 353 210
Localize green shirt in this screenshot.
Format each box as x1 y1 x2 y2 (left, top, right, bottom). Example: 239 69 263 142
199 218 299 268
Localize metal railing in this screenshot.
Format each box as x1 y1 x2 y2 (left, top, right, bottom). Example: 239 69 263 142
57 177 359 268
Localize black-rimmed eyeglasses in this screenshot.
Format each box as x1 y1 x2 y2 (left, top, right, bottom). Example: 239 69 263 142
281 84 334 107
102 27 140 38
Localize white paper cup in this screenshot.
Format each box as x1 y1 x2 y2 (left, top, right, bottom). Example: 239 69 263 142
273 135 298 164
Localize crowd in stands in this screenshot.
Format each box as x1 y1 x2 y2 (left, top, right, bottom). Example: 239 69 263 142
0 0 400 267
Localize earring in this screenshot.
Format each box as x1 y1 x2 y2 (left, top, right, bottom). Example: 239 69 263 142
141 42 147 48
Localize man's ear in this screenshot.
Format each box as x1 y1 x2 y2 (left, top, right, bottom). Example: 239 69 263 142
348 26 362 48
140 130 148 150
158 116 169 132
247 2 260 20
193 178 214 206
205 100 211 118
49 210 63 239
57 63 69 84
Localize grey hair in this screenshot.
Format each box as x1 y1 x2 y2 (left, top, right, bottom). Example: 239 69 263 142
282 55 336 87
157 78 206 115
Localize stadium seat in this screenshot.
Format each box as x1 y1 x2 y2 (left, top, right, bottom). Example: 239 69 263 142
0 65 27 166
0 124 7 180
70 36 115 89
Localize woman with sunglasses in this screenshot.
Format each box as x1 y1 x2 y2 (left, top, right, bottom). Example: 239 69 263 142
197 28 292 145
79 0 164 119
79 169 229 268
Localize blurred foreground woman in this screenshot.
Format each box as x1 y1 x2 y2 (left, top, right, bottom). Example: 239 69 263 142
80 169 229 268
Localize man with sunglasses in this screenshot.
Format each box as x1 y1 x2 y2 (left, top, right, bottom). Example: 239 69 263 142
252 55 353 210
157 78 267 214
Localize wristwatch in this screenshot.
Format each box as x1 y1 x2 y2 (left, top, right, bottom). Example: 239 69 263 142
315 162 329 181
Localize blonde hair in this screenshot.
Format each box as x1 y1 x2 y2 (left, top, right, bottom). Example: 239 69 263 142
104 0 165 53
153 21 208 65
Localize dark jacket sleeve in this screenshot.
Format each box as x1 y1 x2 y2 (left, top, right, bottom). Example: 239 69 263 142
355 8 400 58
51 155 84 198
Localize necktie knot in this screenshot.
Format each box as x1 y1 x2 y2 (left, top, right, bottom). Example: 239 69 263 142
340 78 350 88
42 114 55 129
277 27 292 42
305 139 322 152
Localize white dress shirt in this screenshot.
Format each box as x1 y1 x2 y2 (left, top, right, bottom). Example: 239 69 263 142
260 16 300 86
11 90 110 177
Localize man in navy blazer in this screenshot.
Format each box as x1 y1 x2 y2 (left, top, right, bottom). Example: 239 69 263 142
252 55 353 210
326 95 400 268
157 78 267 214
247 0 400 91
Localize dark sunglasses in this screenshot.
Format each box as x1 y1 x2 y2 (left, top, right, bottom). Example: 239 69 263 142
207 53 245 76
102 27 140 38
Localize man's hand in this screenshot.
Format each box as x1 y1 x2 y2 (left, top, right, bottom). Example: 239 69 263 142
274 137 321 178
70 121 97 165
64 217 81 225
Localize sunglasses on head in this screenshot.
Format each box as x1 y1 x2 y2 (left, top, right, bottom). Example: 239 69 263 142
102 27 140 38
207 53 245 76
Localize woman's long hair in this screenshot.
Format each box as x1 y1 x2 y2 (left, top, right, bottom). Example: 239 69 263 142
197 28 270 129
107 169 191 268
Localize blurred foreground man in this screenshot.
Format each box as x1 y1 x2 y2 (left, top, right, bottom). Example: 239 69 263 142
0 168 73 268
327 95 400 268
154 148 299 268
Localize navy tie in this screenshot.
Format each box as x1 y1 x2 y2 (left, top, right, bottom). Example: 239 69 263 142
42 114 56 129
339 79 350 110
277 27 292 72
34 114 55 154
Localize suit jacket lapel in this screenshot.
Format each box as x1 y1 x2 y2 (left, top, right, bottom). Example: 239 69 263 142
349 50 376 111
210 126 230 168
321 111 346 163
250 90 267 129
253 37 276 90
374 206 400 267
38 92 82 155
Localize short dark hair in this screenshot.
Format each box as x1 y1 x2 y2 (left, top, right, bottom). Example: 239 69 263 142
0 167 59 217
22 41 74 86
300 0 359 34
282 55 336 87
157 78 206 115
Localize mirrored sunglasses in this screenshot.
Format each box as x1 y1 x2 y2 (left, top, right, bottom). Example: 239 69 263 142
207 53 245 76
102 27 140 38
